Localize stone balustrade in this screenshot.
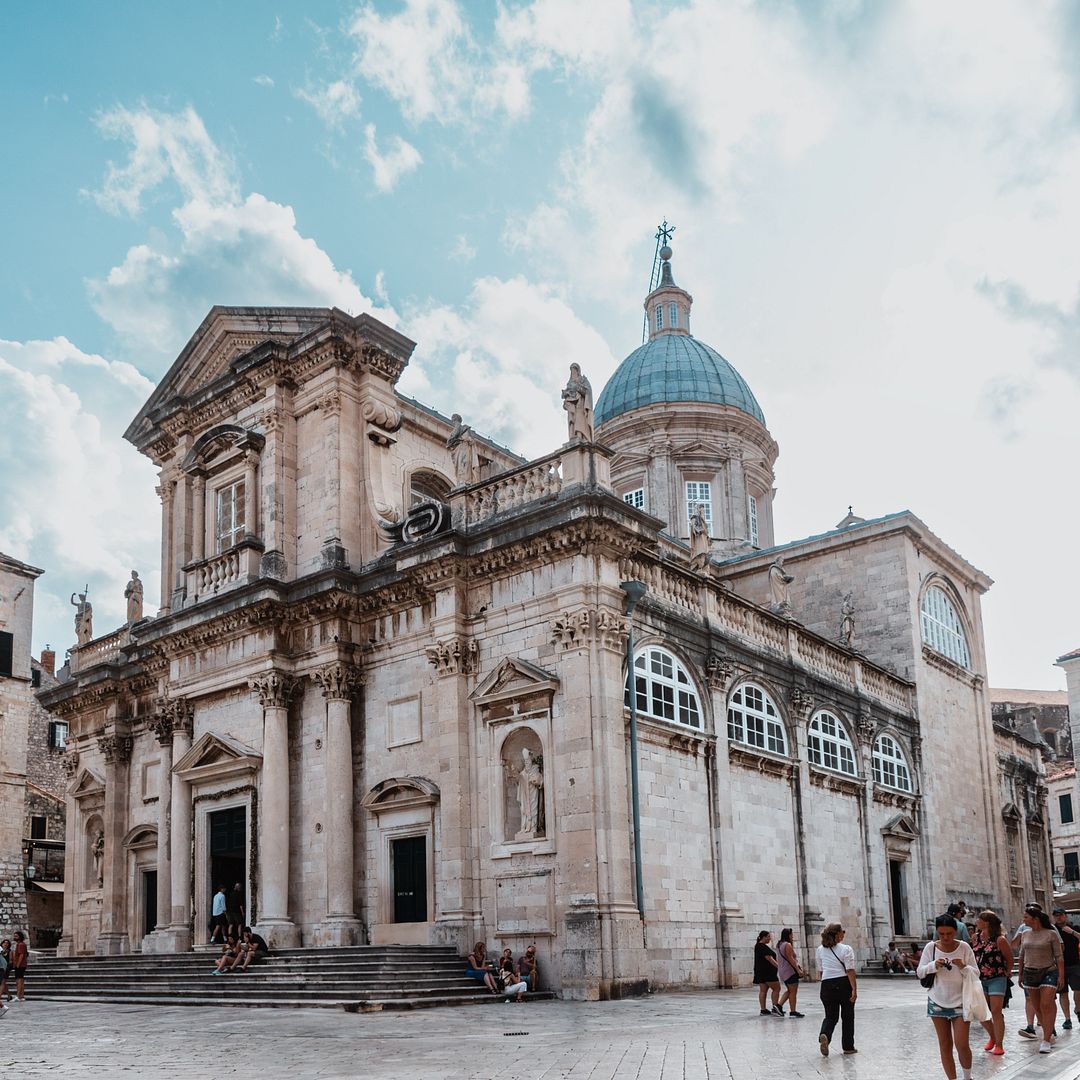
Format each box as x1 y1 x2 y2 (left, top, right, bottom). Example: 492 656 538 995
457 449 564 527
183 539 263 603
70 625 128 673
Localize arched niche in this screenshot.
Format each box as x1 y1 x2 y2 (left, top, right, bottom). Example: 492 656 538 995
84 814 105 891
500 727 545 843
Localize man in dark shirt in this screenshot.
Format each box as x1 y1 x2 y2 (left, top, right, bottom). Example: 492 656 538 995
1053 908 1080 1029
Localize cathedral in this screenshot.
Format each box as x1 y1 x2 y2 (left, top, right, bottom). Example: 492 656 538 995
40 238 1048 998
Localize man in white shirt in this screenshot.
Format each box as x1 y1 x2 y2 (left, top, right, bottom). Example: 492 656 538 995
209 885 227 944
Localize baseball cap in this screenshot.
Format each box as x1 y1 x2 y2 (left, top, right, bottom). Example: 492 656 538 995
1053 907 1067 915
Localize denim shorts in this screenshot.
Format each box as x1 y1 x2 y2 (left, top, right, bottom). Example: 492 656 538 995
981 976 1008 997
1021 966 1060 990
927 999 963 1019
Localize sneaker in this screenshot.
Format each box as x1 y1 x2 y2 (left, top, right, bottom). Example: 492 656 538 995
1039 1041 1052 1054
789 1011 805 1018
819 1034 829 1057
842 1048 858 1055
1019 1026 1037 1039
760 1009 770 1016
1066 1019 1074 1030
771 1005 785 1016
211 969 222 975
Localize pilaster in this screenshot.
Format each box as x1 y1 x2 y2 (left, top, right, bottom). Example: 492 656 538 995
142 702 176 953
164 698 194 951
96 728 133 955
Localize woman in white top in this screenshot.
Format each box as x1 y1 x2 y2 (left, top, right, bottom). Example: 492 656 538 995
917 915 978 1080
815 923 857 1056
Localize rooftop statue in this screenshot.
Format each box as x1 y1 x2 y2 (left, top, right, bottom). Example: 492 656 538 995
71 587 93 645
446 413 480 485
768 558 794 617
125 570 144 625
562 363 594 442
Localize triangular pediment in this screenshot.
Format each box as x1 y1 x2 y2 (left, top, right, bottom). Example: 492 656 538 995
1002 801 1022 823
174 731 261 780
68 765 105 798
881 813 919 840
471 657 560 707
673 439 731 459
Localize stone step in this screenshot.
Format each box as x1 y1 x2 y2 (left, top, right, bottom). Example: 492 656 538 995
22 991 554 1011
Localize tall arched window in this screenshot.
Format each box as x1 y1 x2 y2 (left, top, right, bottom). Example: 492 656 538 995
727 683 787 755
410 470 452 507
872 734 913 792
625 646 702 729
920 584 971 668
807 711 857 775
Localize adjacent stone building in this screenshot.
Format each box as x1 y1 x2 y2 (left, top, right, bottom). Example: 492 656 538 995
0 552 44 938
40 244 1039 993
990 688 1071 763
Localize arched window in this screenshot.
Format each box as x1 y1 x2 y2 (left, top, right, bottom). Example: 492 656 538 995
669 302 678 327
920 584 971 668
410 470 452 507
727 683 787 755
655 304 664 330
872 734 913 792
624 646 701 729
807 711 857 775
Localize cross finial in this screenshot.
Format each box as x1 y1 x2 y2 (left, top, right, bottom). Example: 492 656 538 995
656 220 675 247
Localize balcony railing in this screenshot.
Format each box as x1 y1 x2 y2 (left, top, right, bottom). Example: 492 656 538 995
70 626 128 673
183 538 263 604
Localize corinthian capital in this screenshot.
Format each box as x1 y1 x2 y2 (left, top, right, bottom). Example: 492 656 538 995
98 733 133 764
249 671 299 708
311 661 364 701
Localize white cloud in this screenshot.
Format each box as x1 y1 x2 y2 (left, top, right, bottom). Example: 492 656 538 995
91 105 238 216
450 234 476 263
399 276 616 457
253 74 275 88
86 106 394 357
363 124 422 192
296 79 362 127
0 338 159 658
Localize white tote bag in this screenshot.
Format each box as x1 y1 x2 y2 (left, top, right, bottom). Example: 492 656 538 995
961 965 991 1023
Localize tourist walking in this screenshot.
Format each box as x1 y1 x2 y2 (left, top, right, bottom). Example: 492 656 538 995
1017 906 1064 1053
1014 903 1040 1039
9 932 28 1002
0 938 8 1017
972 910 1012 1057
816 923 857 1056
753 931 782 1016
1052 907 1080 1029
776 928 807 1017
918 915 980 1079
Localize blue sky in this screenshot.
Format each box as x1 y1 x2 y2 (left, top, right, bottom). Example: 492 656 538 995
2 1 1079 688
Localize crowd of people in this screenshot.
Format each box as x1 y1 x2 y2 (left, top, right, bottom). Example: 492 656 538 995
465 942 539 1002
750 898 1080 1079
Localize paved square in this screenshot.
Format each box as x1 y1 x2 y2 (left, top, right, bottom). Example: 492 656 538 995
2 981 1080 1079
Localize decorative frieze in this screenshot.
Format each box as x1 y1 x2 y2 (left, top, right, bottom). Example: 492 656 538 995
311 662 364 701
425 638 478 676
249 671 300 708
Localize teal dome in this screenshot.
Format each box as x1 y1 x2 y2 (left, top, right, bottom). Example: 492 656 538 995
595 335 766 427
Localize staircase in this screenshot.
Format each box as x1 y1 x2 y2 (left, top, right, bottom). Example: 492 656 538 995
28 945 547 1010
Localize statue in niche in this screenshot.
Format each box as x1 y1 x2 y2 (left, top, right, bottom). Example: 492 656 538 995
71 587 93 645
91 830 105 887
446 414 480 486
768 557 794 617
124 570 144 624
689 502 711 569
839 593 856 647
561 364 593 442
512 747 545 841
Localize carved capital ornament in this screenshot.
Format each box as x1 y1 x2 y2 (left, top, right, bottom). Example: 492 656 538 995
249 671 300 709
311 662 365 701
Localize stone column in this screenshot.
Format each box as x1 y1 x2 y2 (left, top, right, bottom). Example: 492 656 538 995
243 450 259 541
166 701 194 951
312 661 364 945
318 390 347 568
250 671 301 948
171 473 190 609
96 730 133 955
142 704 174 952
191 474 206 564
55 752 81 957
157 472 175 614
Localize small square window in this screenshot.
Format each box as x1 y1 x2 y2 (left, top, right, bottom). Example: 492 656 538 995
623 488 645 510
48 721 69 749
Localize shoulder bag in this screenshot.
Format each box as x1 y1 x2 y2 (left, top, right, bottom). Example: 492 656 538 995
920 946 936 989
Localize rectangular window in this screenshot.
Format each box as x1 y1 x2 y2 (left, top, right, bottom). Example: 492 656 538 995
655 304 663 330
1061 793 1075 825
0 630 13 677
1007 829 1019 885
48 720 69 749
30 816 47 840
1066 851 1080 882
1030 830 1044 888
215 479 246 553
669 302 678 327
685 481 713 533
623 488 645 510
748 494 759 547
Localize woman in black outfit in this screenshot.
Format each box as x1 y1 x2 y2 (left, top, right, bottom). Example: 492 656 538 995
753 930 782 1015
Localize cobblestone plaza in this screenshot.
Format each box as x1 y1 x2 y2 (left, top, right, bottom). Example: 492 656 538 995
4 982 1080 1080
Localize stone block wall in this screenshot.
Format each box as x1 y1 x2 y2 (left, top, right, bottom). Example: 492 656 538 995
0 854 28 937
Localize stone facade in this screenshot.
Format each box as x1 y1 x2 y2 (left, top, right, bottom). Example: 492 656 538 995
990 688 1071 762
37 263 1031 992
1046 765 1080 887
0 552 44 938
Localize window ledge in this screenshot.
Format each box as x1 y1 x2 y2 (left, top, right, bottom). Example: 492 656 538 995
624 710 711 756
921 645 981 687
872 783 918 808
728 742 794 779
808 765 863 797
